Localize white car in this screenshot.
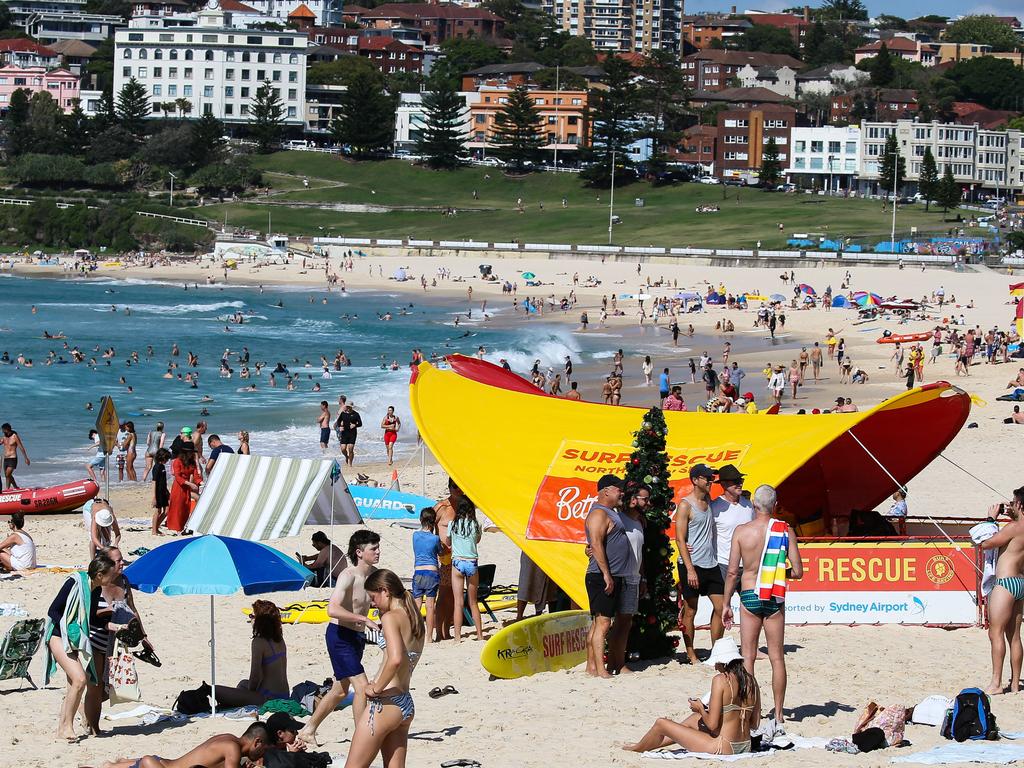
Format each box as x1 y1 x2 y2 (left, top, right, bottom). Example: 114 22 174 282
698 176 721 185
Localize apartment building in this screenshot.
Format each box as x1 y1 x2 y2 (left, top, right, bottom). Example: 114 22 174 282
679 15 751 49
0 39 60 68
113 4 307 123
857 119 1023 193
715 105 796 181
742 10 811 51
830 88 918 125
393 90 479 152
544 0 683 54
460 62 605 92
5 0 88 27
786 125 860 190
360 3 503 46
25 12 124 44
467 87 588 156
0 64 79 110
854 37 938 66
681 50 803 93
670 124 716 171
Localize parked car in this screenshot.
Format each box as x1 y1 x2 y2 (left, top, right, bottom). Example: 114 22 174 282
698 176 720 185
723 178 746 187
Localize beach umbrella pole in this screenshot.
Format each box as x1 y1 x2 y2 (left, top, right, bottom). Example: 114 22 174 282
210 595 217 717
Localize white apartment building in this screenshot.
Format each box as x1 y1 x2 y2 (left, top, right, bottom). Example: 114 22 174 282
786 126 861 191
113 4 307 124
858 120 1023 194
393 90 478 152
542 0 682 53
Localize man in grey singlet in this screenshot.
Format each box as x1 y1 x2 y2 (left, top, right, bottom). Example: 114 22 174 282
584 473 628 679
674 463 725 664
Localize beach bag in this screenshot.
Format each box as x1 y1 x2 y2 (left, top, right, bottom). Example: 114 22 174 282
940 688 998 742
107 639 141 704
174 681 213 715
854 701 907 748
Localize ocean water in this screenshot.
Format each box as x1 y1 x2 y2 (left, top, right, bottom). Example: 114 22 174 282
0 275 590 486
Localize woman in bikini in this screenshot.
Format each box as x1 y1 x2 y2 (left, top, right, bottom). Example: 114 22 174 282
214 600 289 707
346 568 425 768
623 654 759 755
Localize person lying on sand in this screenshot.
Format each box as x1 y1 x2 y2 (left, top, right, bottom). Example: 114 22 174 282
98 723 268 768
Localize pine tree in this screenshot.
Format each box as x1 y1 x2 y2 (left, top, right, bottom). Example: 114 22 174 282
115 77 150 138
190 111 226 168
4 87 31 156
249 81 284 153
623 407 677 660
870 43 895 87
919 146 938 212
63 99 90 156
759 136 782 187
489 84 543 170
330 70 396 157
937 165 961 216
415 83 469 170
581 55 637 188
93 87 116 133
878 132 905 197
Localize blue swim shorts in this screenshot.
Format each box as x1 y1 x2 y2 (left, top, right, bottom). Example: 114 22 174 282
325 623 366 680
412 569 440 598
453 559 478 578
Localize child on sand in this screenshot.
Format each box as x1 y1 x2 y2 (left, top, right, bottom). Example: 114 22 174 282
151 448 170 535
444 497 483 642
411 507 441 643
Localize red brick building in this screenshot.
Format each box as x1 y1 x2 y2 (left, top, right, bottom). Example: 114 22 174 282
670 124 717 169
830 87 918 124
306 30 426 74
742 10 812 51
715 105 797 181
681 49 803 92
360 3 504 45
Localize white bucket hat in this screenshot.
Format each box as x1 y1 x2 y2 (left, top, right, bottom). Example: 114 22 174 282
94 508 114 528
704 636 744 667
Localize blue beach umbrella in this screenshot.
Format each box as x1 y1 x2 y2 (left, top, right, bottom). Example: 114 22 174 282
125 535 313 714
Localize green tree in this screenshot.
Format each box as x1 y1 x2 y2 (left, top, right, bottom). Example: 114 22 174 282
115 77 150 137
307 55 381 86
189 156 261 193
936 165 961 215
580 55 637 188
429 37 505 90
174 97 192 117
533 67 587 90
87 124 136 163
759 136 782 187
86 37 115 92
878 132 906 196
0 2 12 29
636 49 689 154
63 99 90 156
944 15 1021 52
330 69 396 156
3 87 31 156
385 71 423 95
26 91 65 154
415 83 469 170
819 0 867 21
942 57 1024 110
918 146 938 212
489 83 543 170
92 86 116 133
875 14 908 30
735 24 798 56
249 81 284 153
870 43 895 87
190 111 226 168
142 124 193 168
622 407 676 661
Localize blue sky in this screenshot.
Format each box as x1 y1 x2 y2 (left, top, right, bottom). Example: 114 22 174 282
714 1 1022 20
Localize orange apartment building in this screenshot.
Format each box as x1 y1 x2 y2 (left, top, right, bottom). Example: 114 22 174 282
467 88 590 156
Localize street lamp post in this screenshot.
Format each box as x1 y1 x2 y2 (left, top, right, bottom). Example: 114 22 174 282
827 154 835 196
608 148 616 245
169 171 177 208
553 65 560 173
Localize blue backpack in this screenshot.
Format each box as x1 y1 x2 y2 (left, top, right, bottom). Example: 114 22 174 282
940 688 998 742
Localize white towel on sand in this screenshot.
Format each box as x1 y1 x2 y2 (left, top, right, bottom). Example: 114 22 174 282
891 743 1024 764
643 735 827 760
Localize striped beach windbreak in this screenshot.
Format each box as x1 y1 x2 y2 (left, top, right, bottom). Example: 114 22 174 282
187 454 362 541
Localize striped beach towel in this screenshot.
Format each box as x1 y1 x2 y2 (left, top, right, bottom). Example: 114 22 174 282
756 518 789 602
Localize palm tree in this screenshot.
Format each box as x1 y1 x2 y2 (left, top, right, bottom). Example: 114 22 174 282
175 98 192 117
161 101 176 118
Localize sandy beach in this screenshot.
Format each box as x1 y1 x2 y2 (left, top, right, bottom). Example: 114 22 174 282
2 253 1023 768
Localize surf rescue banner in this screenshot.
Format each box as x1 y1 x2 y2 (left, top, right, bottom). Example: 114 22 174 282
526 439 750 543
693 541 980 625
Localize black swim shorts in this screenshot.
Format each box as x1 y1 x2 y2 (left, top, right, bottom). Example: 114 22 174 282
679 562 725 599
585 572 623 618
3 458 16 470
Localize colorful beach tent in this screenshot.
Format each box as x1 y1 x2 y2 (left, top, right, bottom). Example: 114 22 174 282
187 454 361 540
831 295 851 308
410 362 970 609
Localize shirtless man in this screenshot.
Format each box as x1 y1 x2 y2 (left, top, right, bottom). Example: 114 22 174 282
809 343 823 381
798 347 809 383
298 530 381 746
674 464 725 664
1 423 29 490
317 400 331 453
981 489 1024 694
431 478 462 641
192 421 208 474
102 722 268 768
722 484 802 729
1006 368 1024 389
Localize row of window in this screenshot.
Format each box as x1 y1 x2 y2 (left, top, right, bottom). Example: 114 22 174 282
792 158 857 171
149 100 299 118
127 32 294 45
0 77 74 87
122 48 300 64
0 93 75 106
148 83 299 100
122 66 298 83
471 131 580 144
794 140 857 154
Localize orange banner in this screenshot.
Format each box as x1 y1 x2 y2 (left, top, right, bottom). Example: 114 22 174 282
792 543 976 593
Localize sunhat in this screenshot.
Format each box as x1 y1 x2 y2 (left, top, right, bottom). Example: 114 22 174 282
704 636 744 667
94 508 114 528
181 426 193 435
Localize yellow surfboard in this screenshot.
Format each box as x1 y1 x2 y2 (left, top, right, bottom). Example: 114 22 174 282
244 590 519 625
480 610 591 679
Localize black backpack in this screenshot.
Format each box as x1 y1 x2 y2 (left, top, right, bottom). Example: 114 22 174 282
173 681 213 715
940 688 998 742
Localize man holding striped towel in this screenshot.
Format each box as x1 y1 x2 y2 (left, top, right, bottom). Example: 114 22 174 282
722 484 803 731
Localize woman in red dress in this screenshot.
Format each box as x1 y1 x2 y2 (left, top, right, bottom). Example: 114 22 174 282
167 445 201 533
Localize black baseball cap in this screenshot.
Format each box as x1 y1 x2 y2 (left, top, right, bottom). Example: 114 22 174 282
597 474 624 491
689 463 716 480
266 712 304 742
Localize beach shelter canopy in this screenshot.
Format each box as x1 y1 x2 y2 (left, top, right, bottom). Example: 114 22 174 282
831 295 851 308
770 293 785 302
187 454 361 541
410 360 971 610
675 291 701 300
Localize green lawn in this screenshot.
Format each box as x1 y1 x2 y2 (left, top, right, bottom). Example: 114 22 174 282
190 153 974 250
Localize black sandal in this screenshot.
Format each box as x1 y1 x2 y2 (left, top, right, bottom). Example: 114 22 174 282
132 646 162 667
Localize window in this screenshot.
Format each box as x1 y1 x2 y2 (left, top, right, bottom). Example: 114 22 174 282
571 98 581 105
169 67 177 77
272 70 280 81
128 32 143 41
203 86 213 97
288 88 296 99
137 49 146 60
184 50 194 60
845 141 856 154
205 50 214 61
225 103 233 115
153 84 162 95
183 85 192 96
154 67 162 77
123 49 133 59
289 53 297 64
278 37 292 45
828 141 840 153
205 68 213 79
122 66 131 77
273 52 281 63
241 104 249 115
170 49 178 59
154 50 162 59
184 67 192 78
475 114 485 124
794 140 805 152
810 157 823 169
225 86 233 97
242 69 250 80
226 51 235 61
810 141 823 152
288 71 297 82
241 87 249 98
247 36 262 44
168 84 177 95
152 100 161 110
159 33 172 42
287 106 296 118
257 69 266 80
204 103 212 115
794 157 805 169
257 52 266 62
242 52 250 62
202 34 216 43
226 69 234 80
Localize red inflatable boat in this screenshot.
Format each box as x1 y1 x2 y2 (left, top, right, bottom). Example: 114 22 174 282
0 479 99 515
876 332 933 344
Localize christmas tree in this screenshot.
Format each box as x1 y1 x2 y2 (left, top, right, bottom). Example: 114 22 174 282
624 406 678 659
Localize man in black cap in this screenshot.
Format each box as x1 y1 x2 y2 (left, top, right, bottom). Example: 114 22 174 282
584 473 628 678
265 711 306 753
710 464 753 582
675 463 725 664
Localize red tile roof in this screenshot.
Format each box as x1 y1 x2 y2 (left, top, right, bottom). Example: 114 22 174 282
362 3 501 21
0 39 57 56
358 35 418 52
857 37 935 53
219 0 260 13
288 3 316 17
